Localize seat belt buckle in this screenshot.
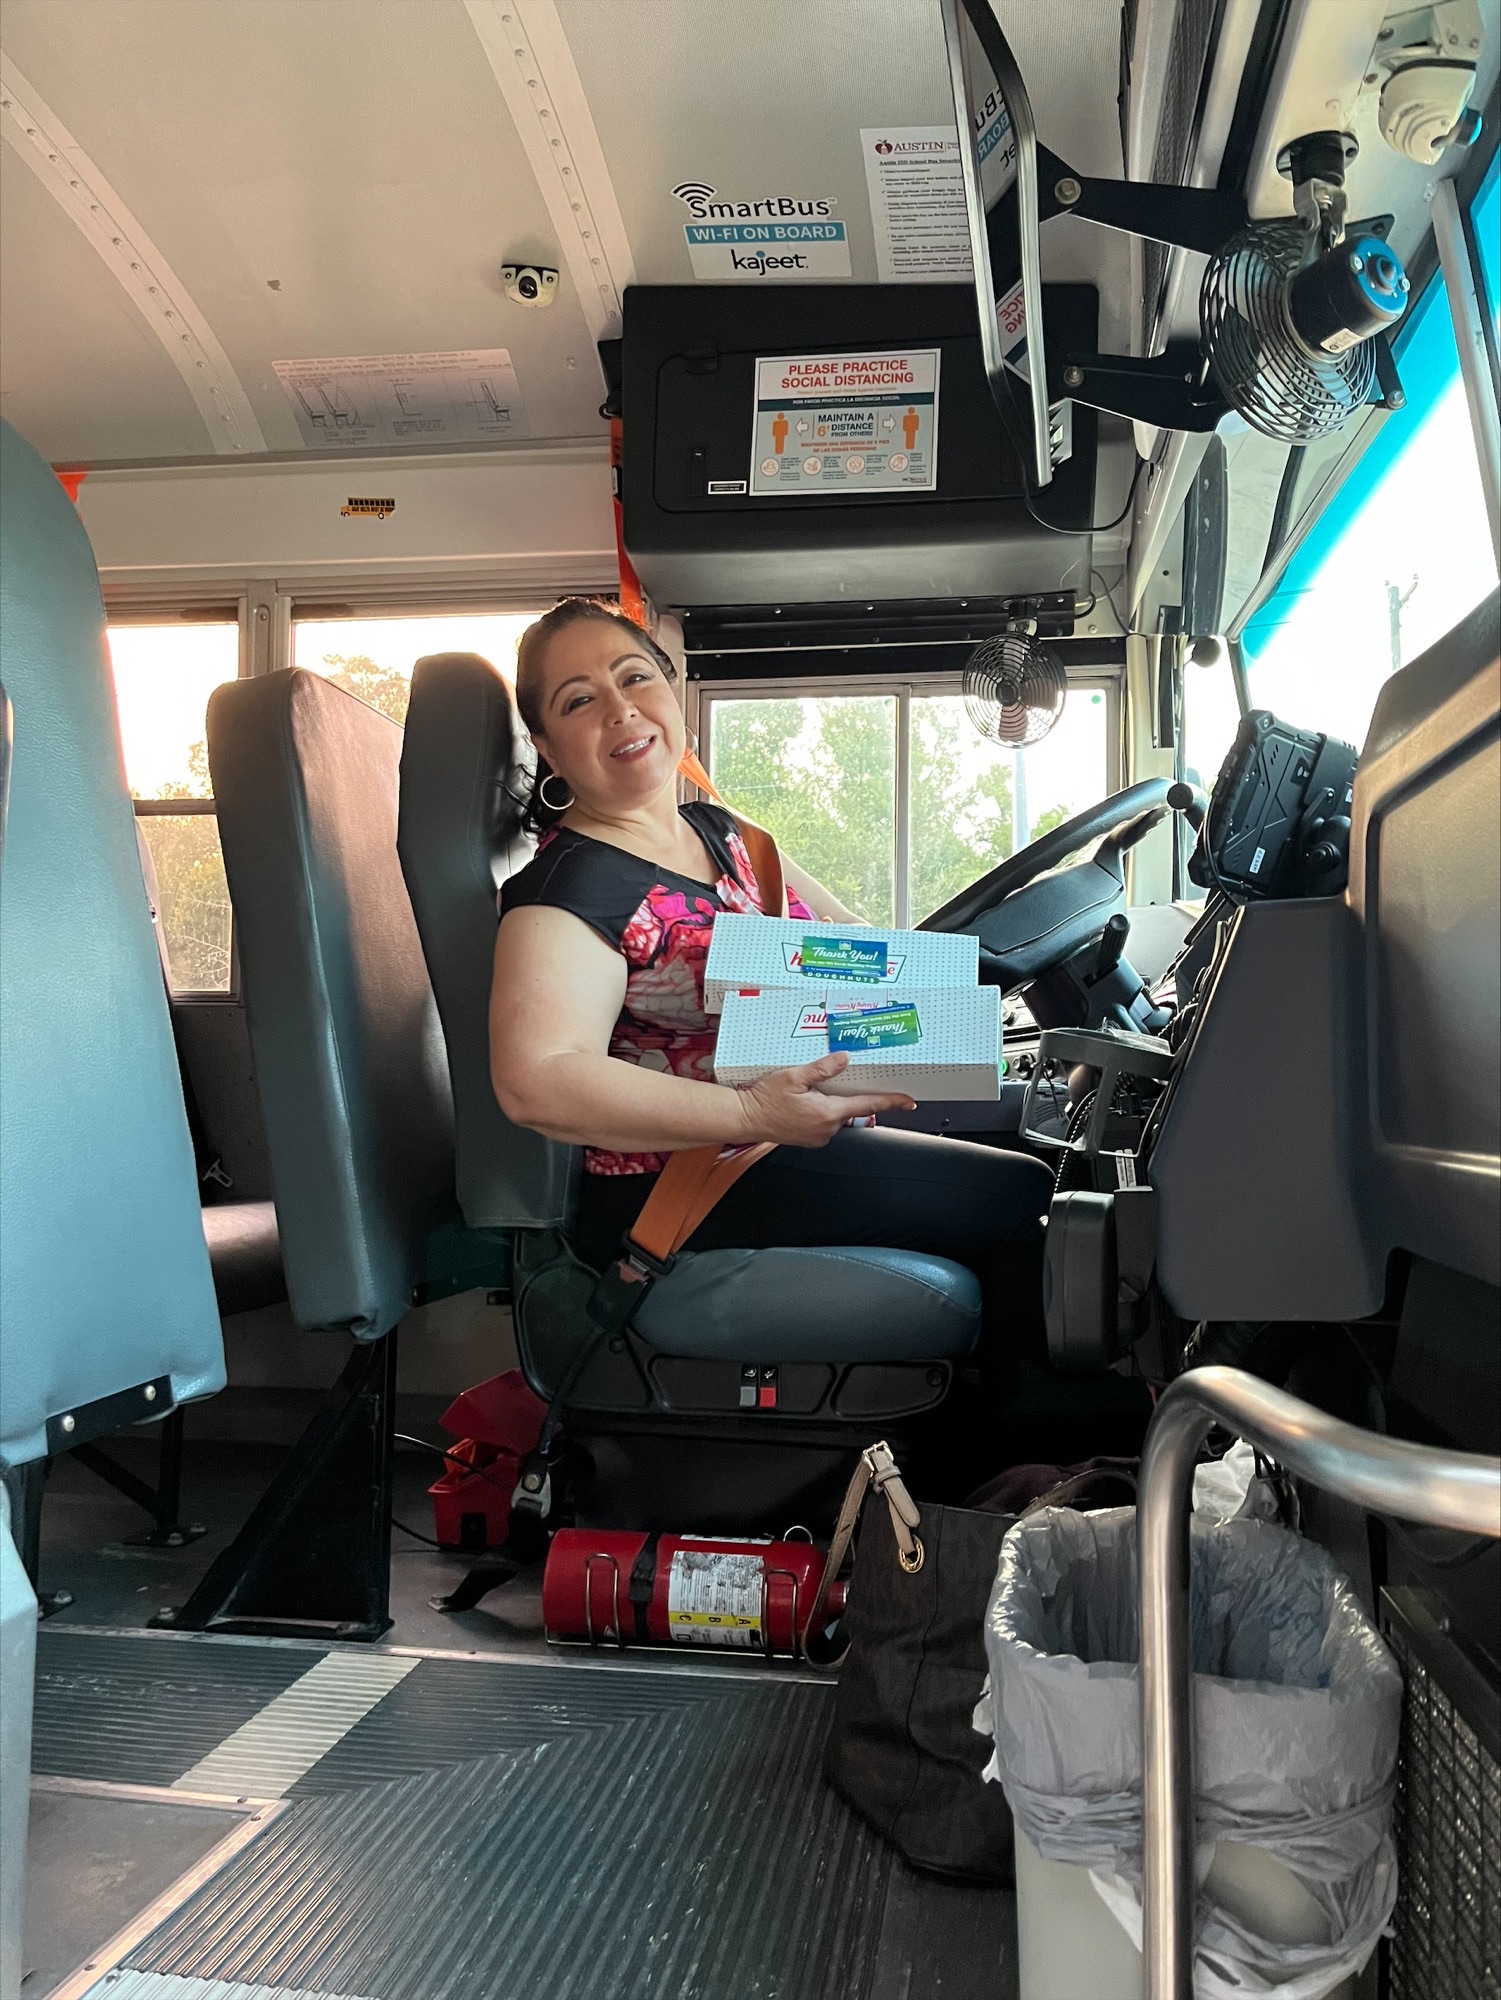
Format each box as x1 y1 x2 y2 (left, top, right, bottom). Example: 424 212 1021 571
584 1236 675 1337
510 1464 551 1521
620 1236 677 1282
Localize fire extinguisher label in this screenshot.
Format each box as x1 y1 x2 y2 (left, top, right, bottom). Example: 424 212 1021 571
667 1549 764 1647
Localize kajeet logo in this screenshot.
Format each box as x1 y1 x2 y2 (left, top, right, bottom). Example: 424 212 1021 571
673 181 835 221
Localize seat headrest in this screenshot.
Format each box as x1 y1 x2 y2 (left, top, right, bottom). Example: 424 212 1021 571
209 668 454 1336
399 651 578 1231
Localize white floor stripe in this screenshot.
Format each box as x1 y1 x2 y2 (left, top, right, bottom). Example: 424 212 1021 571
84 1973 377 2000
172 1652 417 1799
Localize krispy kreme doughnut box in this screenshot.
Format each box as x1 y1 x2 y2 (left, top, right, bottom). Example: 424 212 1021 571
713 986 1003 1101
703 915 978 1014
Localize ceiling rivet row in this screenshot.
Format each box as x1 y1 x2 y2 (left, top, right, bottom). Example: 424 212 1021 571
496 7 621 320
0 64 264 453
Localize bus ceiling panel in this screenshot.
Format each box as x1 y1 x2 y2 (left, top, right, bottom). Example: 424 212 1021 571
552 0 1135 351
0 149 214 464
1241 0 1500 272
76 447 616 589
0 0 609 466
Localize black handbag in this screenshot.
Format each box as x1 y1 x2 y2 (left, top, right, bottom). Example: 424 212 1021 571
809 1442 1136 1886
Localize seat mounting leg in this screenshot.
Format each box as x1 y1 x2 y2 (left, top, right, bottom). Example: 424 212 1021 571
152 1333 397 1641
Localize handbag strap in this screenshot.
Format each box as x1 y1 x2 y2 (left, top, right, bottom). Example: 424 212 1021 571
1018 1462 1139 1518
801 1439 921 1661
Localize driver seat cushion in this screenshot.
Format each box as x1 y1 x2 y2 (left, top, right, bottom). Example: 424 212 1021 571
633 1245 981 1362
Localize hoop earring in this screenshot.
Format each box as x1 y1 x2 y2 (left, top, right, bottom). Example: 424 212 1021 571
538 772 574 812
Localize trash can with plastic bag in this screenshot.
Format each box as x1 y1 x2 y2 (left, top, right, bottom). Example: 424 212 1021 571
977 1507 1403 2000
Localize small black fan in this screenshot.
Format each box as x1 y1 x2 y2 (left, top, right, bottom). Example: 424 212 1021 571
963 630 1067 747
1199 137 1409 445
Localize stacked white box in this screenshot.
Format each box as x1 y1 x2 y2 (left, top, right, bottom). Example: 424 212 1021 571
703 914 978 1014
713 987 1003 1101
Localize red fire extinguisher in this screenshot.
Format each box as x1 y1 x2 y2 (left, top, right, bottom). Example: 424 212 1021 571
543 1528 844 1659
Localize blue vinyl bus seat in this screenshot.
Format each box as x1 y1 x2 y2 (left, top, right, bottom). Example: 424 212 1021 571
0 420 225 1471
206 669 458 1338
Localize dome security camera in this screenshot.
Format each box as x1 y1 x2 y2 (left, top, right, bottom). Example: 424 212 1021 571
502 264 559 308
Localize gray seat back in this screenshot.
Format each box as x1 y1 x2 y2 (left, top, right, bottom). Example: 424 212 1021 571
0 419 224 1467
398 651 577 1229
208 669 454 1337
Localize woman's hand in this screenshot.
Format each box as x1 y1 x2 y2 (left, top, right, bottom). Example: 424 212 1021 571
737 1053 916 1148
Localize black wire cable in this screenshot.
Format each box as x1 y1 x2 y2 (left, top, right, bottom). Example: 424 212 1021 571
1022 455 1144 538
395 1431 518 1496
391 1515 448 1548
1090 566 1131 632
391 1434 529 1555
1000 360 1145 537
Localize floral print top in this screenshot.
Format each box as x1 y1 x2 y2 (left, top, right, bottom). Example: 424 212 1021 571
499 802 813 1175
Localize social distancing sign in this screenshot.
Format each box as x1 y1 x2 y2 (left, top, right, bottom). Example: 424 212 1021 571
750 350 940 494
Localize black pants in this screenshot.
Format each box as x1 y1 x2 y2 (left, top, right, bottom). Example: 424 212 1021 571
575 1127 1053 1374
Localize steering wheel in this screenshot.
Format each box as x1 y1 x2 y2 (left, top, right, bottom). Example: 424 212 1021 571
919 779 1174 992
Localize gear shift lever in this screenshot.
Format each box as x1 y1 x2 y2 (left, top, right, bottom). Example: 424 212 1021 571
1090 912 1130 985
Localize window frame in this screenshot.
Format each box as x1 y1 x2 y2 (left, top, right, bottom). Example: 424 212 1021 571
1229 113 1501 658
694 666 1123 928
110 595 250 1002
109 580 576 997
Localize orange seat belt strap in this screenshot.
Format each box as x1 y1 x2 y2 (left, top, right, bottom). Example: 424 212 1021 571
678 747 787 919
625 1139 778 1269
598 748 788 1276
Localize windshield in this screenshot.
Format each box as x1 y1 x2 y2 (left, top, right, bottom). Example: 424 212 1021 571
1238 178 1501 752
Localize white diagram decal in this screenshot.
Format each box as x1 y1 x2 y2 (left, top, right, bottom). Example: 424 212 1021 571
273 350 528 449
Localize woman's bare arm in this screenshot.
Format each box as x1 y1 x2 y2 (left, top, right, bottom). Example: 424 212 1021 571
490 905 913 1152
782 855 865 924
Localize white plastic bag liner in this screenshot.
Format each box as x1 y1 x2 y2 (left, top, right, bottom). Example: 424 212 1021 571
981 1508 1402 2000
1193 1440 1284 1525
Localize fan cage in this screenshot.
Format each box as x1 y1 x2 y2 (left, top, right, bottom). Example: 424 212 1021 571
962 633 1068 748
1201 220 1377 445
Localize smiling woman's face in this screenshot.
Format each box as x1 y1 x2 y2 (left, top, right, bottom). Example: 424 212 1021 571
529 616 685 813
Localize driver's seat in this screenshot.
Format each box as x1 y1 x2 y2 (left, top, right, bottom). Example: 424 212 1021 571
397 652 980 1527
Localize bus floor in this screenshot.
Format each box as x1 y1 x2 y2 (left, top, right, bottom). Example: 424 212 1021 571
23 1425 1021 2000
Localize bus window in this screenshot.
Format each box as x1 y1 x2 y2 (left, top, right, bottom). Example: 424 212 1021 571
702 680 1111 928
291 610 541 724
108 621 239 993
1472 149 1499 336
1241 270 1500 748
907 688 1109 920
704 694 898 923
1181 649 1244 797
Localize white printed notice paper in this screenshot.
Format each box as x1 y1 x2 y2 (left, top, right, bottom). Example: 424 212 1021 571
750 350 940 494
862 128 971 282
273 350 527 449
862 103 1014 283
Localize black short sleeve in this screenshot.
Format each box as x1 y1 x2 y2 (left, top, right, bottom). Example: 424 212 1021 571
498 803 741 952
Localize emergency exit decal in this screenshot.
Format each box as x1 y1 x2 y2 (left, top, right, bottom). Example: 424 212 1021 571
750 350 940 494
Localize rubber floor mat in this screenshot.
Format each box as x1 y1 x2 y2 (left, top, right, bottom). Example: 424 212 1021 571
33 1631 317 1788
43 1635 894 2000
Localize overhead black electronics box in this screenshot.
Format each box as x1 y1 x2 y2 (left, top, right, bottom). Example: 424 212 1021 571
620 283 1099 613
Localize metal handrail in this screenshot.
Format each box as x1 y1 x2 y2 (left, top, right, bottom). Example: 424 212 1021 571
1139 1364 1501 1999
939 0 1054 488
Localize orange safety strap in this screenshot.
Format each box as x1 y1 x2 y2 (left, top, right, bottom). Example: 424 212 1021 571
624 1139 778 1267
678 746 787 919
618 746 790 1270
609 416 648 629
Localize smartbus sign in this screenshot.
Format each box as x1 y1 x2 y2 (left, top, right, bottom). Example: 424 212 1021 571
673 182 851 280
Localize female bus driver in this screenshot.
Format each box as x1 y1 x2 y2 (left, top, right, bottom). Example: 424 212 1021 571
489 599 1051 1374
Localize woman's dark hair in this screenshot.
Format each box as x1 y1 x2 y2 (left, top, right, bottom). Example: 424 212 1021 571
513 597 678 835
